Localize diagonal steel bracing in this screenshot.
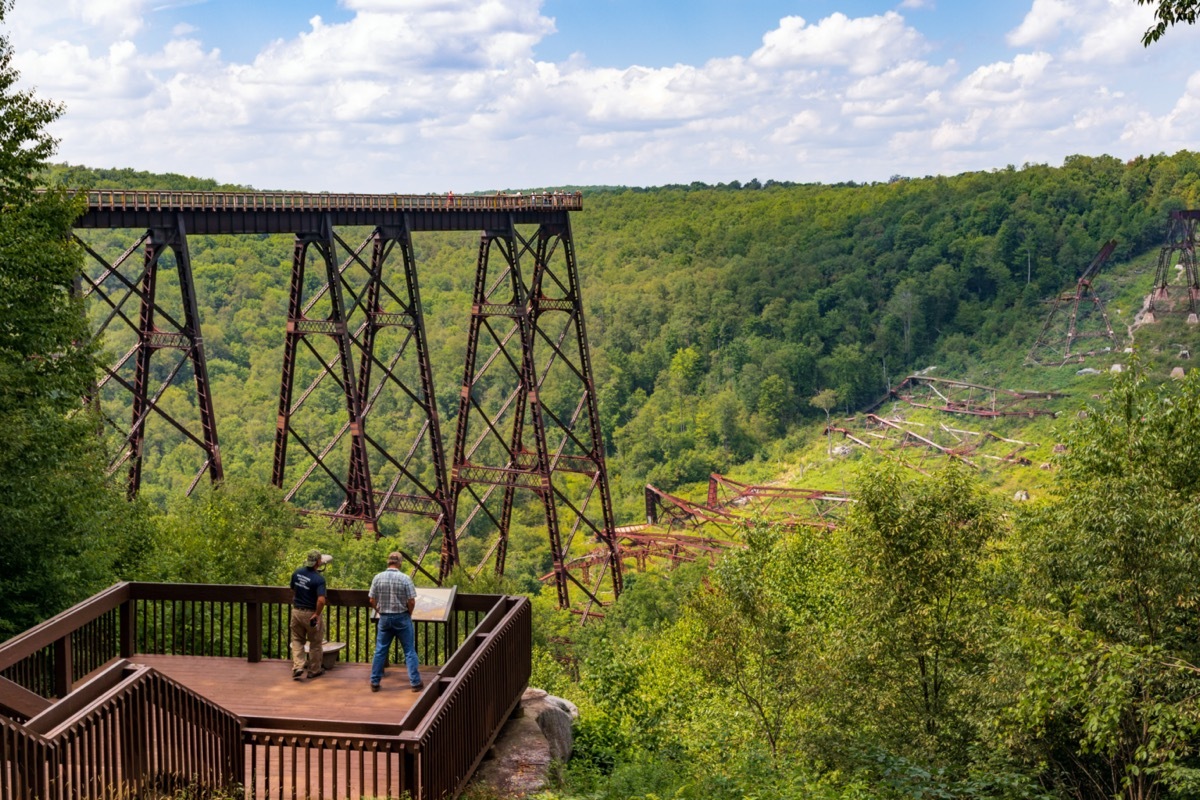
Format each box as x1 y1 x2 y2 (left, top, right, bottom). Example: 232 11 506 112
76 216 223 498
450 220 622 613
272 219 454 578
1027 239 1119 365
1148 211 1200 319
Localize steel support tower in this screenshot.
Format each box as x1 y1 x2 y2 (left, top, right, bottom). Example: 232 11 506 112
449 218 622 609
76 215 223 498
1148 211 1200 319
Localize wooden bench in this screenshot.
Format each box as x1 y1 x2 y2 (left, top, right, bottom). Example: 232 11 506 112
304 641 347 671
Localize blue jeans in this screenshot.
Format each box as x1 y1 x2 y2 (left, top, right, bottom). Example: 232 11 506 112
370 612 421 687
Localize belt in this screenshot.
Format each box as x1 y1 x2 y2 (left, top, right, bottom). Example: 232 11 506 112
294 606 316 611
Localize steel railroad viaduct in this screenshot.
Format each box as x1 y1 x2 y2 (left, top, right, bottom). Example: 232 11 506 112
72 189 621 616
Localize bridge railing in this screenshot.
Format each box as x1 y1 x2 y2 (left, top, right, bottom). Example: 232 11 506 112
75 189 583 213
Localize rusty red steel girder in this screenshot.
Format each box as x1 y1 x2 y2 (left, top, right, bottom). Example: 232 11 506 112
544 525 741 619
1148 211 1200 318
75 216 223 499
549 474 851 614
645 483 741 534
706 473 851 530
1027 239 1119 365
879 375 1063 418
69 191 620 611
645 477 852 533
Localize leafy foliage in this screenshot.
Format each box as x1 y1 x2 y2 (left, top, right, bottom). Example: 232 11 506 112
0 1 152 636
992 361 1200 799
1138 0 1200 45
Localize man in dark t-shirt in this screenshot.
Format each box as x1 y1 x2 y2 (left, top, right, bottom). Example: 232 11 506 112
289 550 329 680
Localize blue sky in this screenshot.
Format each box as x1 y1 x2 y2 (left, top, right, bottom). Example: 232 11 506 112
9 0 1200 193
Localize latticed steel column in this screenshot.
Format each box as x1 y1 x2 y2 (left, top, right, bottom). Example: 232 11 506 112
75 215 223 499
1149 210 1200 318
349 223 456 579
527 219 623 608
449 224 545 582
272 216 376 533
450 220 622 612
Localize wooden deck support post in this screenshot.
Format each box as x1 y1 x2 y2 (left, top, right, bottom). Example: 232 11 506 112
119 598 135 658
247 601 263 663
52 634 72 698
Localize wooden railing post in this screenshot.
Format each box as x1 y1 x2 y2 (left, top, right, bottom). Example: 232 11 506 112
247 602 263 663
119 599 135 658
53 635 72 698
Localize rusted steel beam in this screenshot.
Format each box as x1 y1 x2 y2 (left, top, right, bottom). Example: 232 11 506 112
1027 239 1119 364
880 375 1062 417
76 217 223 499
70 189 582 234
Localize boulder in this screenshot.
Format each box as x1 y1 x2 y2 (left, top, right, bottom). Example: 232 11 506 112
469 688 577 798
534 703 574 762
471 715 553 797
522 689 575 760
1172 367 1187 379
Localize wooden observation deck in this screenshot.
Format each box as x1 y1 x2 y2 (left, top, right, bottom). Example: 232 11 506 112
0 583 531 800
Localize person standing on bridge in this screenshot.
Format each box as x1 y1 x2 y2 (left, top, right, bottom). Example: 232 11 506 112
289 549 330 680
368 552 422 693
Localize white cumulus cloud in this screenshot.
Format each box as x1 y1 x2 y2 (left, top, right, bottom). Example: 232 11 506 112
6 0 1200 191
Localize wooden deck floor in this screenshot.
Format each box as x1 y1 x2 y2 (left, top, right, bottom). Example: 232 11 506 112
132 654 433 727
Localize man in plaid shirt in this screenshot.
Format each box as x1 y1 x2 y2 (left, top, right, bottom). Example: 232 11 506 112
368 552 423 692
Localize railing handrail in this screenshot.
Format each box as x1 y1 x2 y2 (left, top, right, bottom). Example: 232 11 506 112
1 582 530 800
4 662 244 799
0 583 130 670
1 582 505 673
38 188 584 213
407 596 530 741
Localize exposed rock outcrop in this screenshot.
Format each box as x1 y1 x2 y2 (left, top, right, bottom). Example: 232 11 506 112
469 688 576 798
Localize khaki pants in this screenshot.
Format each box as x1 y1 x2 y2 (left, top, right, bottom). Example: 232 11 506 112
290 607 323 675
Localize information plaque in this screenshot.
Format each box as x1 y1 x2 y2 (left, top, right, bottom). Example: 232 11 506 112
411 586 457 623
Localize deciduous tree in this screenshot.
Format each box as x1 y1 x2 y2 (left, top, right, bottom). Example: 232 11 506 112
0 0 149 636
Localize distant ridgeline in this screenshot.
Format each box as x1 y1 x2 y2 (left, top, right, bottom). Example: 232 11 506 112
47 153 1200 518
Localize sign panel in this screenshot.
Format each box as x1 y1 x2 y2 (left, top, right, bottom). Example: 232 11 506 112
412 586 457 623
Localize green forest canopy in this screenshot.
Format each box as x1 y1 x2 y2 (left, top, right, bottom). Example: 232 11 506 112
45 152 1200 516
